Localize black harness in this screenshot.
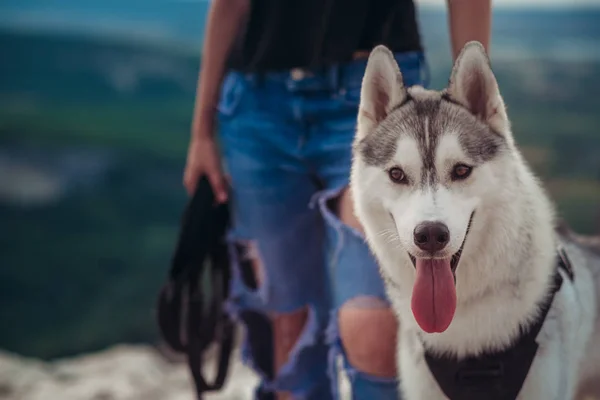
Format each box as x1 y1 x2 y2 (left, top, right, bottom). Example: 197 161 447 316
424 248 575 400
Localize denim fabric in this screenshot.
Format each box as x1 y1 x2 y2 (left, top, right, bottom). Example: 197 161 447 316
217 52 428 399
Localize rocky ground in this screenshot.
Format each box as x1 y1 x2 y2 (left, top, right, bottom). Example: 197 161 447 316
0 344 258 400
0 342 351 400
1 342 596 400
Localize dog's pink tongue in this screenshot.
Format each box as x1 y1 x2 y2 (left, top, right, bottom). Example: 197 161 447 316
411 258 457 333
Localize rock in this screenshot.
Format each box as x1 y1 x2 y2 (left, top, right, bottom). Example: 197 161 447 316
0 344 257 400
0 343 352 400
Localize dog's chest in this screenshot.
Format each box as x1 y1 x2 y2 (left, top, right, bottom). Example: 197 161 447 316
400 322 567 400
398 252 586 400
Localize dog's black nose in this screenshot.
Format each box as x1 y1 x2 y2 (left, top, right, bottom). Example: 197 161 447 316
413 222 450 253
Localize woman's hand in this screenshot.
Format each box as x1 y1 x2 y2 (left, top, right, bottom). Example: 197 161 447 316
183 135 228 203
183 0 248 202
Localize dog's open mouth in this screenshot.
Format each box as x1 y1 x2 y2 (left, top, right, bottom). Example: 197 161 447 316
409 211 475 334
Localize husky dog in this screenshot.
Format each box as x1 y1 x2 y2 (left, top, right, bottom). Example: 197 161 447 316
350 42 600 399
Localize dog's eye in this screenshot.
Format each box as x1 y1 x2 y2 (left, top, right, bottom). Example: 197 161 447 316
451 164 473 181
388 167 407 184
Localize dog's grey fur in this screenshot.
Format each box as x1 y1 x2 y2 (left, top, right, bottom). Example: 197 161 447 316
350 42 600 399
357 93 508 188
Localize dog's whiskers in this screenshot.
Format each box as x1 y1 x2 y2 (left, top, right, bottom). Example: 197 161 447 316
378 229 400 245
393 242 405 250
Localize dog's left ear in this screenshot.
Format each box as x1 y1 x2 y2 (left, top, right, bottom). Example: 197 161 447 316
357 45 408 139
447 41 509 134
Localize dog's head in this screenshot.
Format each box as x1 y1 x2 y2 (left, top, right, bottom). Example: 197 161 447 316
352 42 516 334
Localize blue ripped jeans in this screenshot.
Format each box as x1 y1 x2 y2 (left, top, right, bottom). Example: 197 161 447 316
218 52 428 399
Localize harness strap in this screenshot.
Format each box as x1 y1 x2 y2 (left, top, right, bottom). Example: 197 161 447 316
424 249 574 400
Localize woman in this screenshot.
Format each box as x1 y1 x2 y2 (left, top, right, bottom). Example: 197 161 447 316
184 1 491 399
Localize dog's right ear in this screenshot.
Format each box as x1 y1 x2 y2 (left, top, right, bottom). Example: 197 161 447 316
357 45 407 139
446 41 510 135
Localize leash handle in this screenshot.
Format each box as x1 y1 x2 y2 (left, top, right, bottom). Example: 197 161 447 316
186 240 235 398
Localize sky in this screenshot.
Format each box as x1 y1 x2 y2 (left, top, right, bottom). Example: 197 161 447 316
418 0 600 7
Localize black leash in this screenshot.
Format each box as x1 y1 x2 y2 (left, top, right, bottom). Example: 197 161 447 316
157 177 235 399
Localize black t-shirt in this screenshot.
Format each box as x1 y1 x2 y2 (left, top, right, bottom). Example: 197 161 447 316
227 0 423 72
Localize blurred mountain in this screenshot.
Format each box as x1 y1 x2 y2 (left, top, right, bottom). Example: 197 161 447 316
0 0 210 47
1 6 599 101
0 30 199 103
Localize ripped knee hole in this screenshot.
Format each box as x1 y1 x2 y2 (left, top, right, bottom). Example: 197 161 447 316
233 240 263 289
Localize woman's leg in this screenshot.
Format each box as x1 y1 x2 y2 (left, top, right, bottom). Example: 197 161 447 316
316 181 401 400
309 51 429 399
309 115 400 399
218 72 333 400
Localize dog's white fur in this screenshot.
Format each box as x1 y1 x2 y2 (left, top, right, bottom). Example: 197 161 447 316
350 42 600 399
